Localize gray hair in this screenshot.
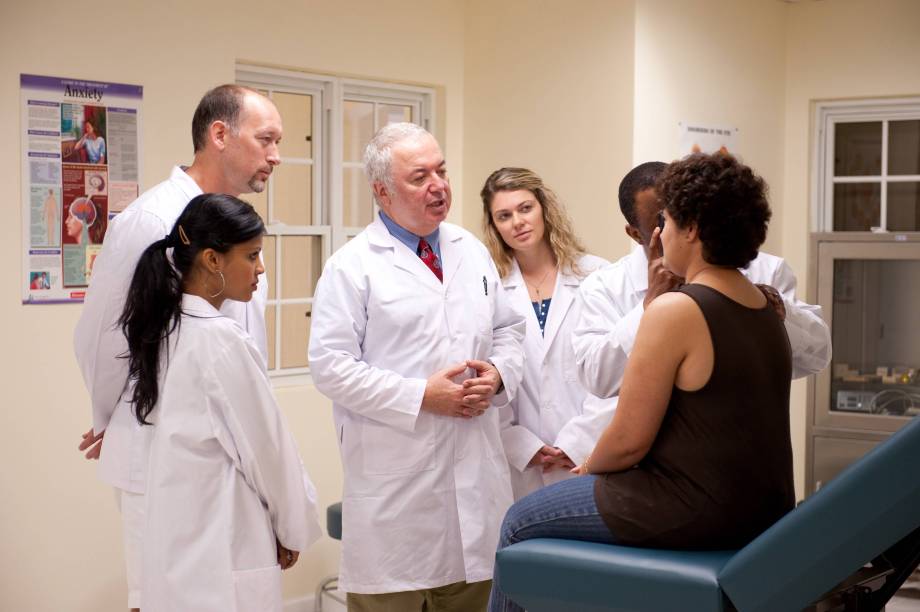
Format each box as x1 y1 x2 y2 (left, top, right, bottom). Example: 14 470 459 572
363 122 432 202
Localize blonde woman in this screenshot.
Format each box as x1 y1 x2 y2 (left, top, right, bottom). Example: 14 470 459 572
481 167 610 500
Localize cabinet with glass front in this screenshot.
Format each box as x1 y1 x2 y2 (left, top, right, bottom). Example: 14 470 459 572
806 234 920 493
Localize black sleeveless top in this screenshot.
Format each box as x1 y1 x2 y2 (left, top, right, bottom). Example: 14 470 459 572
594 283 794 549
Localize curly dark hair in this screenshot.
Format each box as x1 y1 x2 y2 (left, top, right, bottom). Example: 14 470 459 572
656 154 771 269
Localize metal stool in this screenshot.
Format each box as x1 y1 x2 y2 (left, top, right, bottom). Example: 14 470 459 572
315 502 345 611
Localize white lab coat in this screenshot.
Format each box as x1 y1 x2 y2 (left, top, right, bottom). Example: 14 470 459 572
572 246 832 399
143 294 320 612
499 254 614 499
308 216 525 594
73 166 268 493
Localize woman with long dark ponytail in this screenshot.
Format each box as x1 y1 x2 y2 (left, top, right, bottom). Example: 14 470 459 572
120 193 320 612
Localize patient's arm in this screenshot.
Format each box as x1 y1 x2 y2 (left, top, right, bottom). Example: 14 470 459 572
580 291 705 474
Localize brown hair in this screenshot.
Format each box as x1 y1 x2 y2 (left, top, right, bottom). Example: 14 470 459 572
480 167 586 279
191 84 262 153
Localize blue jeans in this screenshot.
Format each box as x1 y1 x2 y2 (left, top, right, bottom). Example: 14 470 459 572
488 475 617 612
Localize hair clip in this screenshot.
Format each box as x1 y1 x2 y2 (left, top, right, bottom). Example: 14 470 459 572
178 225 191 246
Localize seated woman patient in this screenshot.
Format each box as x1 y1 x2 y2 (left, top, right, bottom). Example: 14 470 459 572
489 153 794 612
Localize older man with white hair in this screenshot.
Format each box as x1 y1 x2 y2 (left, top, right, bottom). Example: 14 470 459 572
309 123 524 611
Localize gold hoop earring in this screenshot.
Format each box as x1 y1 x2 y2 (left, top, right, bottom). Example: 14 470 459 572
209 271 226 298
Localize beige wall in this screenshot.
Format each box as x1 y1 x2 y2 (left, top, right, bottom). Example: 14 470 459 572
0 1 465 610
463 0 636 262
633 0 787 253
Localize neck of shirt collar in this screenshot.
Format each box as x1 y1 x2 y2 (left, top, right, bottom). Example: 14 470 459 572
379 210 440 253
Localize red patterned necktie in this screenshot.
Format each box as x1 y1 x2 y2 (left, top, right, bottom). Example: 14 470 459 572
417 238 443 282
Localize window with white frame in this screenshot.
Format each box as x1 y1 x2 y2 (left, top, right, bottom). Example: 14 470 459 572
814 98 920 232
236 66 434 378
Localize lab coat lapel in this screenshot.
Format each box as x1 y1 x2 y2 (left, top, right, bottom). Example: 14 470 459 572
367 216 443 292
501 258 524 293
439 224 465 289
541 270 576 357
504 259 545 351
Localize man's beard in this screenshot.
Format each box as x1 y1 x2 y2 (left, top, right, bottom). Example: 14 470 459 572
248 175 267 193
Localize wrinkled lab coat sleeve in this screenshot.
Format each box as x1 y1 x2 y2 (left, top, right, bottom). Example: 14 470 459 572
486 260 526 408
553 392 618 466
498 402 545 473
762 258 832 379
571 266 641 399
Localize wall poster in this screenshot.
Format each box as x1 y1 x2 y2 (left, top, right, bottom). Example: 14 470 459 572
20 73 142 304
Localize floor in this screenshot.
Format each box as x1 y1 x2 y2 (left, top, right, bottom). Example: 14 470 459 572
319 590 345 612
889 576 920 611
889 596 920 611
